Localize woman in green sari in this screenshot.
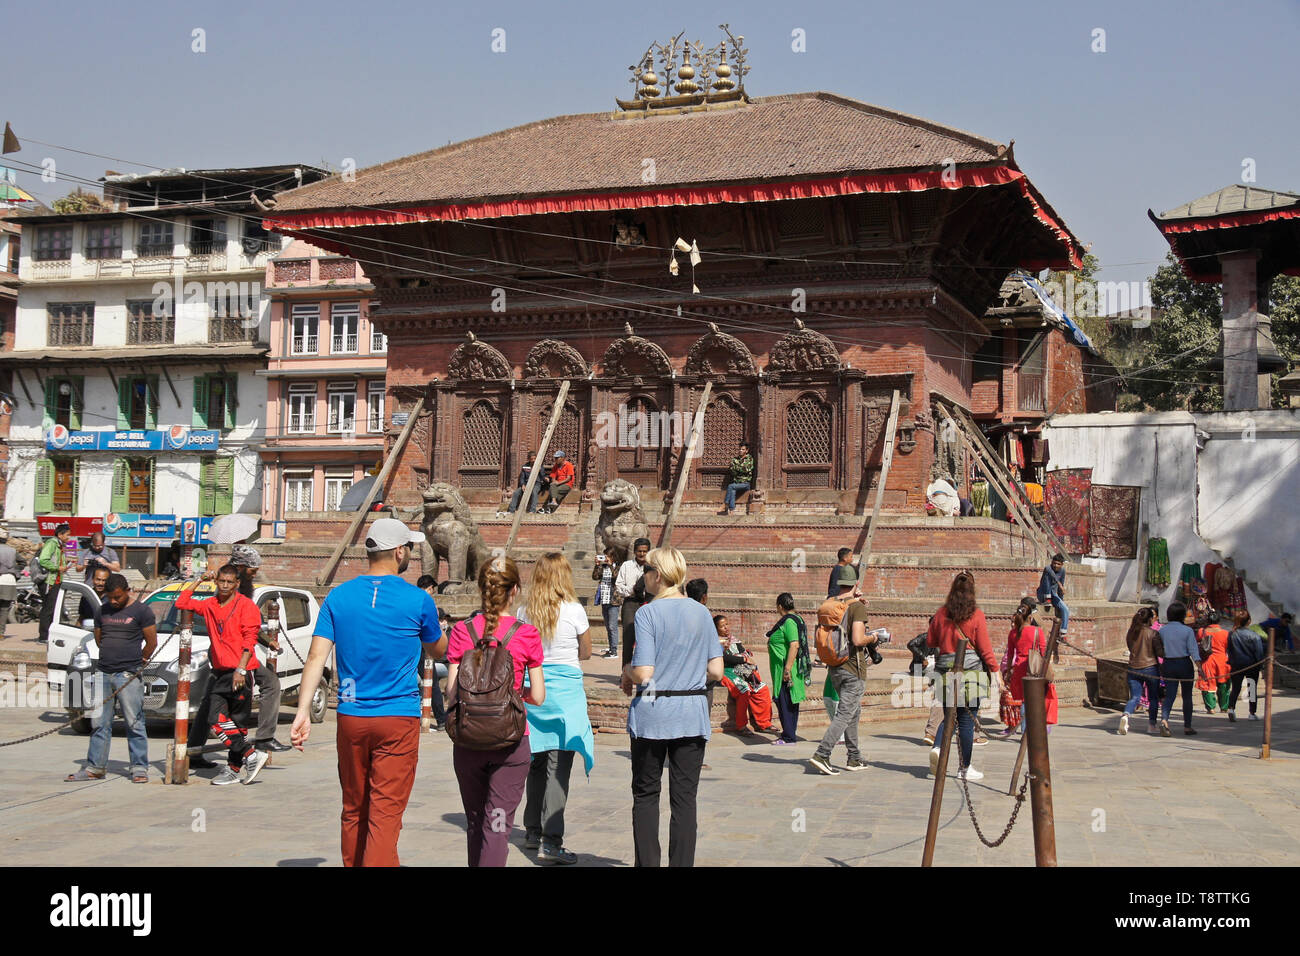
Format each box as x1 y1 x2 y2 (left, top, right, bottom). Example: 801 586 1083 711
767 592 807 744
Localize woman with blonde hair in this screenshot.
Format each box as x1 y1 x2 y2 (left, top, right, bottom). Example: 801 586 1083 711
621 546 723 867
515 552 594 865
446 555 545 867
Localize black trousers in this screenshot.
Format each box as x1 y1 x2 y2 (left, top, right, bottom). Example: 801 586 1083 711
208 670 254 770
1159 658 1197 728
1228 669 1260 715
630 735 706 868
37 580 55 642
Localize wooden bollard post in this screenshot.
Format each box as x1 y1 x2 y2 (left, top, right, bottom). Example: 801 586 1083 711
1023 676 1057 866
1261 627 1276 760
171 611 194 785
1009 618 1060 794
421 657 434 731
922 637 966 867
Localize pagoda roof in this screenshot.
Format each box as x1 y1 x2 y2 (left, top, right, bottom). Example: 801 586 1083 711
1149 184 1300 282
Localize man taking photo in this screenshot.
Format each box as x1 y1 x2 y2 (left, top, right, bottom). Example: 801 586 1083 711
64 574 156 783
292 518 445 866
77 531 122 576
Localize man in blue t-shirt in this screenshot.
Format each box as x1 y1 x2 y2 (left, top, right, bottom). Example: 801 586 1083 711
291 518 445 867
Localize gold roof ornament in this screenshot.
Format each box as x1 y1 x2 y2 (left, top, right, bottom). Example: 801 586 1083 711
619 24 750 111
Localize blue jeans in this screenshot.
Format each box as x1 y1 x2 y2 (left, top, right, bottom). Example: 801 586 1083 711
87 670 149 776
1124 664 1161 723
724 482 751 510
601 602 620 654
508 485 539 514
1049 595 1070 633
936 706 976 769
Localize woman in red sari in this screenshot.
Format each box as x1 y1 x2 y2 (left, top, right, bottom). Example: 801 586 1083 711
998 597 1058 734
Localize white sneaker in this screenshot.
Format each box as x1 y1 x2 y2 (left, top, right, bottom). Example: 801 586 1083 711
241 750 269 785
958 766 984 781
495 511 507 519
1248 713 1260 721
928 746 941 776
1118 714 1129 735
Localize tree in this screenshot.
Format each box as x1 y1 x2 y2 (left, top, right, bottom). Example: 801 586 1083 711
51 188 110 214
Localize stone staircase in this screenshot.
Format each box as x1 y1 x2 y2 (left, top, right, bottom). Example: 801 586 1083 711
1206 545 1284 618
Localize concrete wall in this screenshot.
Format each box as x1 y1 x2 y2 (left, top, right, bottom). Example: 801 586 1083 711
1043 410 1300 619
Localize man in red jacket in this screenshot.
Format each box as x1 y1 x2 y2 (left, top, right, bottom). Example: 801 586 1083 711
175 565 266 786
541 450 576 514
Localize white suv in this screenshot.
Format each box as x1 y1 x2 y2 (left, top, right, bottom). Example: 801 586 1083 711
45 580 329 734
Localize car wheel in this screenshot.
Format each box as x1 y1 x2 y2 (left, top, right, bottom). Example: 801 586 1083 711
68 712 92 735
309 681 328 723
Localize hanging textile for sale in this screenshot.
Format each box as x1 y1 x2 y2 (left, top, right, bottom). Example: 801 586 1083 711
971 478 991 517
1146 538 1170 588
1222 574 1247 617
1178 562 1202 602
1014 439 1026 469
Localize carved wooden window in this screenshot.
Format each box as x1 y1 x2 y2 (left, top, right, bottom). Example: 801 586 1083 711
699 395 746 489
460 399 503 487
616 395 662 484
784 394 833 488
542 401 582 475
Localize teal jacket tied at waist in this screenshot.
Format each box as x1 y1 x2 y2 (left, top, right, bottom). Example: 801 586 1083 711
524 662 595 776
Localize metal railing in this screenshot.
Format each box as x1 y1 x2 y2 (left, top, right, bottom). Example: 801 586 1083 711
291 334 319 355
209 316 257 343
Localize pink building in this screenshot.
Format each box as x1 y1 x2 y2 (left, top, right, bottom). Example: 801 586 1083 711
258 240 385 524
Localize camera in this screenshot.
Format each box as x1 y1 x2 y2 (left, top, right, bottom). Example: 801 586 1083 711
867 627 891 666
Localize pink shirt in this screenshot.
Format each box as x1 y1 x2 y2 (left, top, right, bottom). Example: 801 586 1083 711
446 614 544 723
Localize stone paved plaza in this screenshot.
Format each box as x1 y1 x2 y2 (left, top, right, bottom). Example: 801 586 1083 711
2 664 1297 867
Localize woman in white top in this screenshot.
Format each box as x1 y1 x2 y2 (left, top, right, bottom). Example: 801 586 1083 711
516 552 594 864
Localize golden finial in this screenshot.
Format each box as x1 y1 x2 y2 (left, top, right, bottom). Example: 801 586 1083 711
624 322 636 337
794 318 806 331
467 330 477 343
708 322 719 334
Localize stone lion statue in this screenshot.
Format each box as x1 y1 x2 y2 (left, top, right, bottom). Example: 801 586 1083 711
595 479 648 563
418 482 492 595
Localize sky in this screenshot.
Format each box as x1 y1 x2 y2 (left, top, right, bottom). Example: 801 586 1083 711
6 0 1299 300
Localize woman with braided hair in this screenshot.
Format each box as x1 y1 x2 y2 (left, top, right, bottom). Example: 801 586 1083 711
446 555 545 867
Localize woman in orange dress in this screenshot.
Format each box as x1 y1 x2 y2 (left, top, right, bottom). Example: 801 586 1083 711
1195 611 1231 713
998 597 1058 734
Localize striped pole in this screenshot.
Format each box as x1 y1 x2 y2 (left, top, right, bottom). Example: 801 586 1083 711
171 623 193 784
421 658 434 731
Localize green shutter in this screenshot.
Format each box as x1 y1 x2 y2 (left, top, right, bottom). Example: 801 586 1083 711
72 459 80 511
148 458 156 512
33 459 54 513
42 379 56 431
69 377 83 431
145 376 159 430
199 457 215 516
110 459 130 513
117 379 130 430
223 375 238 431
193 376 209 429
214 457 235 515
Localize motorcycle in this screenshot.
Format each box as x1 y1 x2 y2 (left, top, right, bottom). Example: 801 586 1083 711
12 581 43 624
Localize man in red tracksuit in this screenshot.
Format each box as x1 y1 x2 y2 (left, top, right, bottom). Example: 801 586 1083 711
175 565 266 786
541 450 576 514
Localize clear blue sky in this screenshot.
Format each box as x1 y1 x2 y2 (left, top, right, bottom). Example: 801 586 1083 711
7 0 1299 298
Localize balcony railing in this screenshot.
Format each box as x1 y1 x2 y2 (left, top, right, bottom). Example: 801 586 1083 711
209 316 258 343
286 413 316 433
189 239 224 255
1018 373 1045 412
127 317 176 345
31 260 71 279
48 320 94 347
291 335 319 355
331 334 358 354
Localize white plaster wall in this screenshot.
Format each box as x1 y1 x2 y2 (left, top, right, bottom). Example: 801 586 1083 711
1044 411 1296 620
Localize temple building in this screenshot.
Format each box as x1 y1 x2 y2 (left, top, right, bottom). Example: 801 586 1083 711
265 43 1086 515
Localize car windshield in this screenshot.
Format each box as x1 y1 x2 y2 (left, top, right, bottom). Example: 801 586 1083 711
145 585 215 636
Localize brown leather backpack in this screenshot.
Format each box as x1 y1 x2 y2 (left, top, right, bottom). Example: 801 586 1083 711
445 614 527 751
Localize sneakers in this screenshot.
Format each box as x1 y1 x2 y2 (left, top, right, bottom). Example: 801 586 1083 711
495 511 507 519
928 746 941 776
601 649 618 659
771 738 792 746
808 754 840 776
189 755 218 770
958 766 984 782
1118 714 1129 735
242 750 269 785
843 757 869 772
1227 711 1236 723
1183 726 1198 736
1147 722 1159 734
1248 713 1260 721
972 735 989 746
922 735 935 746
1159 720 1172 737
211 766 241 786
524 832 541 851
538 844 577 865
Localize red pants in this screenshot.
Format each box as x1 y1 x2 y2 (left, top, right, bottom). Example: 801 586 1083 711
722 677 774 731
336 714 420 867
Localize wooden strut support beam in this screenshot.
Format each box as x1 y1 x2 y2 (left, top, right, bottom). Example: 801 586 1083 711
659 381 712 549
947 402 1072 563
505 380 571 557
317 395 426 587
853 390 901 564
1261 627 1276 759
935 404 1044 561
922 636 967 867
1023 675 1058 866
1009 617 1060 794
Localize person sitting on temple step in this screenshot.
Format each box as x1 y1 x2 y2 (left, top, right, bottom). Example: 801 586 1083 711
719 441 755 516
502 451 539 518
539 450 575 515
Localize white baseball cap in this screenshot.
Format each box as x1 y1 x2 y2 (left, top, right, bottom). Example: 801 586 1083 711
365 518 426 552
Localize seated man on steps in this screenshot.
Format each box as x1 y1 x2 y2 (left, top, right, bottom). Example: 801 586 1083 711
539 450 575 514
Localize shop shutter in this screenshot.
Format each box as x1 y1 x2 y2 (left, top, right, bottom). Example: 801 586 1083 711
199 457 216 516
110 458 130 513
42 378 56 431
214 457 235 515
69 377 83 431
148 458 156 512
33 459 55 513
192 377 209 429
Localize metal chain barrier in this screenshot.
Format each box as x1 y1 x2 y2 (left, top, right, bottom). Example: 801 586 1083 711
958 767 1032 847
1059 635 1281 682
0 629 178 749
